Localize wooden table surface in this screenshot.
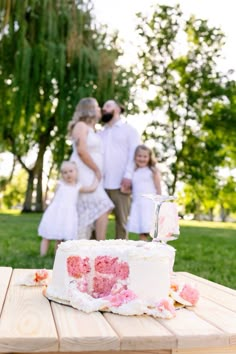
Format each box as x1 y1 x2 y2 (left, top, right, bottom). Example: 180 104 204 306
0 267 236 354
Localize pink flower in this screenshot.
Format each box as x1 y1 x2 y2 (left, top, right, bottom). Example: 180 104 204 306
105 289 137 307
156 298 176 316
34 269 48 283
67 256 91 278
179 283 199 305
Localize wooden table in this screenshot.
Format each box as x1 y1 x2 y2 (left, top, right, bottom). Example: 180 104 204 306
0 267 236 354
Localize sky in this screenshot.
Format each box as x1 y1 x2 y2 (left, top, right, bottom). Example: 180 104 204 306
93 0 236 73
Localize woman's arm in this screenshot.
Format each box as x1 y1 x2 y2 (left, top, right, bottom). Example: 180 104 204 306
72 122 101 180
80 177 99 193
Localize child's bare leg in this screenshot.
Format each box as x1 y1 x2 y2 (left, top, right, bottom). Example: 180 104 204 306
140 233 149 241
95 212 109 240
40 238 50 256
55 240 62 253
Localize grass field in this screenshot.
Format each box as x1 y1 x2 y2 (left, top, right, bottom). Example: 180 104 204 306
0 211 236 289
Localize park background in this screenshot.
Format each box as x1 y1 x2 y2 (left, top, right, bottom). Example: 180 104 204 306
0 0 235 289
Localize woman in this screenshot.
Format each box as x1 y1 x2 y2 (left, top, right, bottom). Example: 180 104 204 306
68 97 114 240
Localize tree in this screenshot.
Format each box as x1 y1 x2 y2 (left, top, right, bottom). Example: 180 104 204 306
178 177 219 221
137 4 234 195
179 174 236 221
218 176 236 221
1 168 27 209
0 0 136 211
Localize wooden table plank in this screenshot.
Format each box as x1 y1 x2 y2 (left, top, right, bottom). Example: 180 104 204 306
51 302 120 352
0 268 235 353
190 297 236 346
104 312 176 351
175 272 236 312
0 269 58 353
157 308 228 349
177 272 236 296
0 267 12 314
172 345 236 354
59 351 171 354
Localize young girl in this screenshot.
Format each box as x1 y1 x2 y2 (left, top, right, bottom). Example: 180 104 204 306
127 145 162 241
38 160 98 256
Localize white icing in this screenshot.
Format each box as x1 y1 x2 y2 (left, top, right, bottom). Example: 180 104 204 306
46 240 176 318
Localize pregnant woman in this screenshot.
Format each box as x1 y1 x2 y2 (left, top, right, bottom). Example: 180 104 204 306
68 97 114 240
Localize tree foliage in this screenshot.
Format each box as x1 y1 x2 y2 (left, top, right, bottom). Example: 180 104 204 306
137 4 236 196
0 0 135 211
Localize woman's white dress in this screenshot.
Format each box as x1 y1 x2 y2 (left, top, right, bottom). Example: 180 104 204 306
127 167 156 234
70 127 114 238
38 181 81 240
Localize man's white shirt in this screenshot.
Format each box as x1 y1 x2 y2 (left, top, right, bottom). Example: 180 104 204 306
99 119 141 189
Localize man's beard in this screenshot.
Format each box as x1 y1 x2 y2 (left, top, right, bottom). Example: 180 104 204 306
101 112 113 123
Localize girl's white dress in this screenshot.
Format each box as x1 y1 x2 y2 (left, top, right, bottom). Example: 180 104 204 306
70 127 114 238
38 181 81 241
127 167 156 234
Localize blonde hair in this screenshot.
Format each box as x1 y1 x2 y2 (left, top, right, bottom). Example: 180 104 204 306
134 144 157 169
68 97 99 135
60 161 78 180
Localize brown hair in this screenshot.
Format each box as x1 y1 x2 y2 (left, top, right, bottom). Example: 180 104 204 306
134 144 157 169
67 97 99 135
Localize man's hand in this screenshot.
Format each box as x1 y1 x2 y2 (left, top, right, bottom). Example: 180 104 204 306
120 178 132 194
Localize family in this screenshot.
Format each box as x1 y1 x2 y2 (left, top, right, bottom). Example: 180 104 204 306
38 98 162 256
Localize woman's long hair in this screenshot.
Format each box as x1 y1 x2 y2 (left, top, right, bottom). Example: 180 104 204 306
67 97 99 136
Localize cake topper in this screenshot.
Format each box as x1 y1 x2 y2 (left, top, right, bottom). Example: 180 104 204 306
142 194 180 242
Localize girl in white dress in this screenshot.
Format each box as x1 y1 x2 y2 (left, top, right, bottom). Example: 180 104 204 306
38 161 98 256
127 145 162 241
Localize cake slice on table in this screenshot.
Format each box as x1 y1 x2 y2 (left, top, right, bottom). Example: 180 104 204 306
45 202 199 319
45 239 177 318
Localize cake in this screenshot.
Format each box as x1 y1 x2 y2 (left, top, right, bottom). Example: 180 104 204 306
149 202 180 241
45 201 200 318
158 202 180 240
46 239 177 318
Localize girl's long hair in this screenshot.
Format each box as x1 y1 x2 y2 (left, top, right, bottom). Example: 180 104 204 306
134 144 157 170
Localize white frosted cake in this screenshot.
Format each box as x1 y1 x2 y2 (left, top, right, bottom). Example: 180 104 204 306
46 239 177 318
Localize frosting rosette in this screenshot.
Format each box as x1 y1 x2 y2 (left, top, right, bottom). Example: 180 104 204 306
17 269 49 286
170 281 199 306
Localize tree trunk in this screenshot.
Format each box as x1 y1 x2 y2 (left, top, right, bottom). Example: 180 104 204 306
220 205 230 222
209 208 214 221
35 158 44 212
22 170 35 212
43 162 54 209
22 129 52 212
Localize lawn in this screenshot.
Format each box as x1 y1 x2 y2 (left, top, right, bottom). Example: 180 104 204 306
0 211 236 290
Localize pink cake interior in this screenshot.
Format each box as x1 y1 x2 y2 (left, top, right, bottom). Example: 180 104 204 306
67 255 130 299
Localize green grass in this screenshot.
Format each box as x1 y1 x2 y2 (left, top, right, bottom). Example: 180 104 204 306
0 211 236 290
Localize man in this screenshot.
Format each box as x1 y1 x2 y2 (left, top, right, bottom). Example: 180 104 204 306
99 100 141 239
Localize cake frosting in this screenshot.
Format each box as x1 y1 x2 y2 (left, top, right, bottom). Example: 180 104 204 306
46 239 176 318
